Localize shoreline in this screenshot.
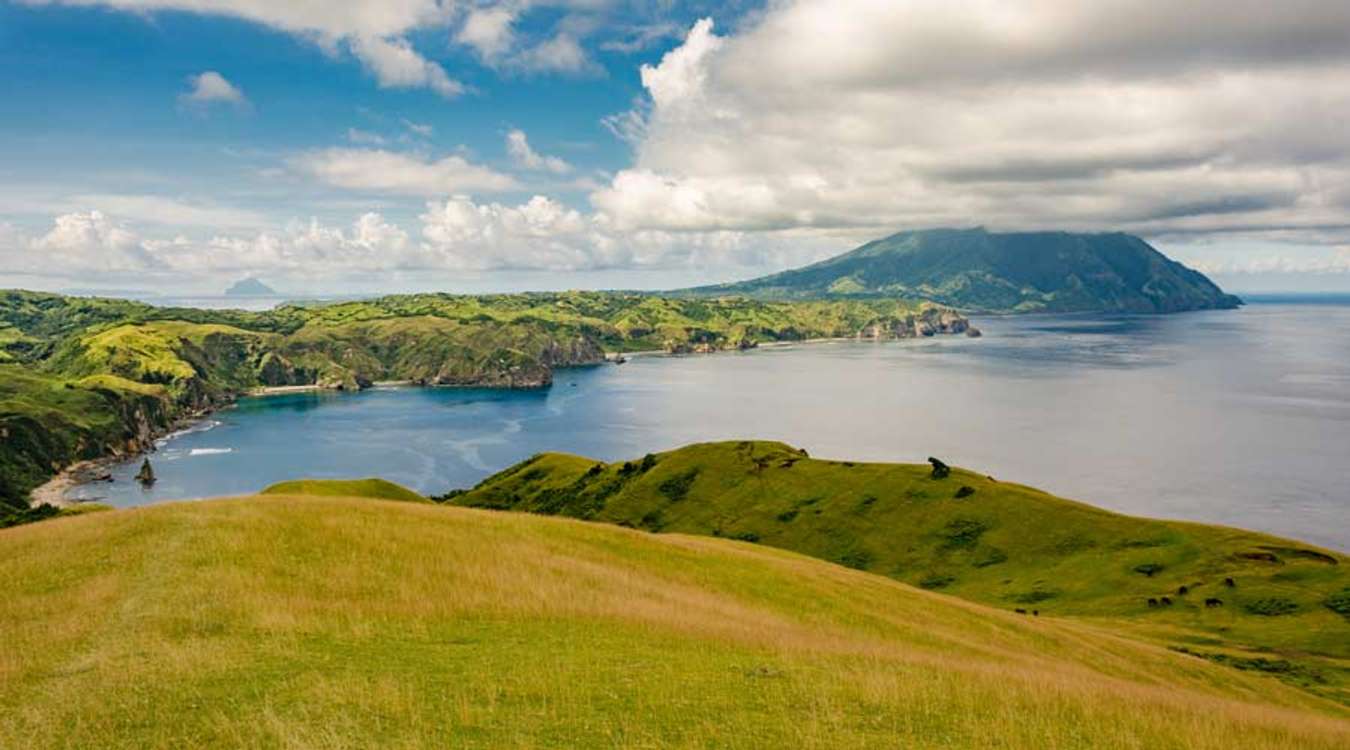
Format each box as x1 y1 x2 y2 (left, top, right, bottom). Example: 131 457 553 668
32 334 976 507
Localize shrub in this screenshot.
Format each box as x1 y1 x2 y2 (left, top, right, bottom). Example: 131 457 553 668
1324 588 1350 620
776 509 799 523
1244 597 1299 617
1011 589 1058 604
972 547 1008 568
639 453 657 472
837 549 874 570
919 574 955 590
656 469 699 502
939 518 987 550
1132 563 1164 577
954 486 975 499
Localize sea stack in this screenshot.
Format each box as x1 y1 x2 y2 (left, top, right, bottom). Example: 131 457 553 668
136 458 156 487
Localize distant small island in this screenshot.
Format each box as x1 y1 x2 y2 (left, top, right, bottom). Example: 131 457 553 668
225 278 277 297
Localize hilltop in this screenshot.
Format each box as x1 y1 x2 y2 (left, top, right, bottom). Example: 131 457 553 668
691 228 1243 313
1 490 1346 747
451 441 1350 703
0 289 970 517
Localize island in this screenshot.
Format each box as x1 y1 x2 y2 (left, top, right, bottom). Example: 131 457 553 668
688 228 1243 313
224 277 278 297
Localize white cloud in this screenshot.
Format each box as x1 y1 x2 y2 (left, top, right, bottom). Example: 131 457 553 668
29 1 459 97
1 200 842 281
179 71 247 108
591 3 1350 249
25 211 154 272
346 128 387 145
455 5 517 61
403 119 434 137
349 35 463 99
505 129 571 174
289 148 517 195
21 0 450 41
517 33 597 75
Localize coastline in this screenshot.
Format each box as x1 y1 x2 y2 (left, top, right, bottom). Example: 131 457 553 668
31 333 977 507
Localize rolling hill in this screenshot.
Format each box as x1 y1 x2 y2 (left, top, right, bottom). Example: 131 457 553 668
691 228 1243 313
450 441 1350 703
2 488 1346 747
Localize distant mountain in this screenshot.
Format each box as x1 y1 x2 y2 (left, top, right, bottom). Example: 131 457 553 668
692 228 1242 313
225 278 276 297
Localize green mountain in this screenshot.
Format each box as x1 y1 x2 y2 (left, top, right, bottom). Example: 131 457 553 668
693 228 1243 313
2 489 1346 746
450 440 1350 704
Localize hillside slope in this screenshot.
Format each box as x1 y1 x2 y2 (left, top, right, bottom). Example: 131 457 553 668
451 441 1350 702
693 228 1242 313
1 494 1346 748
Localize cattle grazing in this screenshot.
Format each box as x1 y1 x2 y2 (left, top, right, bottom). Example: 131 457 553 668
1160 596 1173 606
928 457 951 479
1205 598 1224 608
1032 610 1039 617
1147 598 1158 607
1224 577 1236 588
1014 608 1027 614
1177 585 1189 595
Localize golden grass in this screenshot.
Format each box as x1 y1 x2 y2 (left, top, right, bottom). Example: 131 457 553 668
1 495 1347 748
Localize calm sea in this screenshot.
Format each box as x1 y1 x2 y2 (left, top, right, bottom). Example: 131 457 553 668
68 301 1350 551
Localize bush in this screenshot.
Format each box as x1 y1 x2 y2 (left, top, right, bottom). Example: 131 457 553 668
1324 588 1350 620
837 549 874 570
939 518 987 550
919 574 955 590
656 469 699 502
1244 597 1299 617
776 509 799 523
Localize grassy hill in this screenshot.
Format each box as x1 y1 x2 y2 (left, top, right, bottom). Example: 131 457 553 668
691 228 1243 313
1 290 970 512
2 492 1346 748
450 441 1350 703
261 477 428 503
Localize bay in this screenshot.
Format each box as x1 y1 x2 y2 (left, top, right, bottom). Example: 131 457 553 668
68 301 1350 551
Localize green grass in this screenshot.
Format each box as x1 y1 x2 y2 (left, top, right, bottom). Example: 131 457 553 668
262 478 428 503
1 494 1346 748
452 440 1350 703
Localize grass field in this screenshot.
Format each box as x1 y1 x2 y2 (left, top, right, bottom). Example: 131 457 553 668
1 491 1347 748
452 441 1350 703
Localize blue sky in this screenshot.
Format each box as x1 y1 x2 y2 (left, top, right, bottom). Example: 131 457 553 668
2 1 1350 296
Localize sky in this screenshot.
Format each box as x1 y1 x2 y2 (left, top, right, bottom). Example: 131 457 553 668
2 0 1350 297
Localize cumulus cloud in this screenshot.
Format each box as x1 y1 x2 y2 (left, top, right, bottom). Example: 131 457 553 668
179 71 247 108
592 3 1350 251
1 201 841 281
29 1 460 96
455 5 517 61
349 35 463 99
23 211 154 272
505 129 571 174
289 148 517 195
